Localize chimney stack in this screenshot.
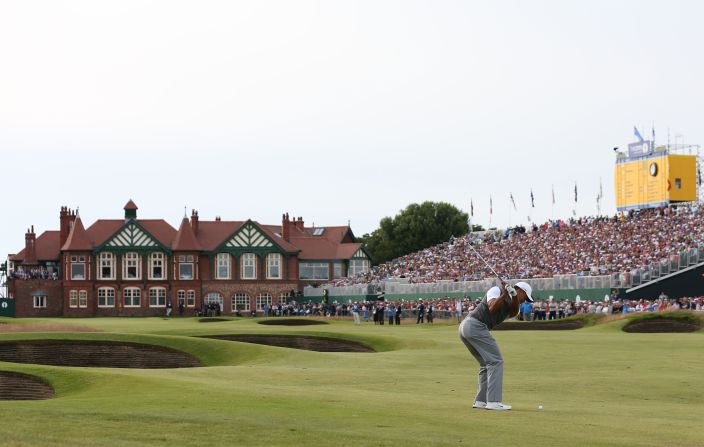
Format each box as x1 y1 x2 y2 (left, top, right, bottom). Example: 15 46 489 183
59 206 77 249
295 216 305 230
24 225 37 265
191 210 199 234
282 213 290 241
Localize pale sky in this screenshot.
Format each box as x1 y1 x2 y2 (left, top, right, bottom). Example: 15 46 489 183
2 0 703 260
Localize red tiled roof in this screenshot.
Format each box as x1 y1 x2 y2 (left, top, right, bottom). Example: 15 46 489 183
61 217 93 251
85 220 177 248
195 221 244 251
173 218 202 251
11 231 61 262
123 199 138 210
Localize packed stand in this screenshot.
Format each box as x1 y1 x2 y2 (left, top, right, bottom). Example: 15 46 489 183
332 206 704 285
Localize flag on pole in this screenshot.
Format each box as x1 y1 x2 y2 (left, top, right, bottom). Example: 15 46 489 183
599 177 603 200
634 126 644 142
552 185 555 205
530 189 535 208
510 193 517 211
470 198 474 217
489 195 493 215
574 182 578 203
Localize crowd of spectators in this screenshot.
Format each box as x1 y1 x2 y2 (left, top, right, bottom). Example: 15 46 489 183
331 206 704 286
254 293 704 323
9 268 58 280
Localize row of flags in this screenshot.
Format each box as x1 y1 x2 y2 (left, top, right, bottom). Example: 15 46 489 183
470 180 603 217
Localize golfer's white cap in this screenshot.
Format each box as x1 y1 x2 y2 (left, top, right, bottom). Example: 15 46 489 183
487 286 501 300
515 282 534 302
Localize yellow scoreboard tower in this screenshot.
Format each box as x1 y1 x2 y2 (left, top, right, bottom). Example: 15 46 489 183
615 141 698 211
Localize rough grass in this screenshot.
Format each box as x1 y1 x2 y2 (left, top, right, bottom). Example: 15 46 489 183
0 316 702 447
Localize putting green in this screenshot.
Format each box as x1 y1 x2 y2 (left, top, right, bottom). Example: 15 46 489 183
0 316 701 447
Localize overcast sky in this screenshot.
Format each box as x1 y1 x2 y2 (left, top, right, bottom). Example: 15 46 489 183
2 0 703 260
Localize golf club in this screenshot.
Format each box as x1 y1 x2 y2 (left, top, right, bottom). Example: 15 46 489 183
467 243 517 297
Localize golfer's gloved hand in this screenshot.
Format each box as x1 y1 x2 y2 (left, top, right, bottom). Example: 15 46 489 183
504 284 517 298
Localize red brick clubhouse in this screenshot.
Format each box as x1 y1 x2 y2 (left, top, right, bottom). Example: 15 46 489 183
7 201 371 317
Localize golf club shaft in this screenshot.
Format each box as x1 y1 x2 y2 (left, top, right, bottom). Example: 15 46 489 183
468 243 505 283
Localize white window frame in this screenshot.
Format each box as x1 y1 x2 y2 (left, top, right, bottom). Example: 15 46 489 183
279 293 289 304
98 287 115 308
187 290 195 307
348 259 370 277
178 255 194 280
149 252 165 280
70 255 86 280
216 253 231 280
33 295 47 308
123 287 141 307
266 253 281 279
79 290 88 308
255 294 272 311
123 252 141 280
233 293 250 312
69 290 78 308
333 262 343 279
241 253 256 280
98 252 115 280
299 262 329 280
149 287 166 307
177 290 186 305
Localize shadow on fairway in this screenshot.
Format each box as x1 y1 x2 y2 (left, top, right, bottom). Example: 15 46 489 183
198 318 232 323
0 371 55 400
257 319 329 326
202 334 375 352
0 340 202 368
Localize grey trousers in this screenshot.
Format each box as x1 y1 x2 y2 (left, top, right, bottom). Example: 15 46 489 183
459 317 504 403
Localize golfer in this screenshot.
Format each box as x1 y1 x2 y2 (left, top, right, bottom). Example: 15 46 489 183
459 281 534 410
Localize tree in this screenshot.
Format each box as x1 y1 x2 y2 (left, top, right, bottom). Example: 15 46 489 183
362 201 469 265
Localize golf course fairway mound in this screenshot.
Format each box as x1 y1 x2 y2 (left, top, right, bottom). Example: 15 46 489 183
494 320 584 330
204 334 375 352
0 340 202 368
623 317 701 333
258 318 329 326
198 318 230 323
0 371 55 400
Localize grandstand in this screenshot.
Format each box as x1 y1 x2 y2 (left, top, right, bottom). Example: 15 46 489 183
310 205 704 302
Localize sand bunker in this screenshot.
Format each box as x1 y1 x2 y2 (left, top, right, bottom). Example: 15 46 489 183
494 320 584 330
198 318 230 323
623 318 701 333
257 319 329 326
0 340 202 368
204 334 374 352
0 371 55 400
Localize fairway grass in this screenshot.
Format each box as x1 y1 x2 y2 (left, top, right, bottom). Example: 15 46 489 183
1 317 702 447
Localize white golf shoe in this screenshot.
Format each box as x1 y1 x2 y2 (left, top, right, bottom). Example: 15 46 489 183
485 402 512 411
472 401 487 409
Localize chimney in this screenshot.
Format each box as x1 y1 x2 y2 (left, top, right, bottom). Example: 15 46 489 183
282 213 290 241
295 216 305 230
60 206 70 248
191 210 199 234
24 225 37 265
215 216 221 222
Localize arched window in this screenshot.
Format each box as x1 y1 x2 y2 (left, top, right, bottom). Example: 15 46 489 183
149 287 167 307
256 293 272 311
123 287 141 307
232 293 250 312
98 287 116 307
